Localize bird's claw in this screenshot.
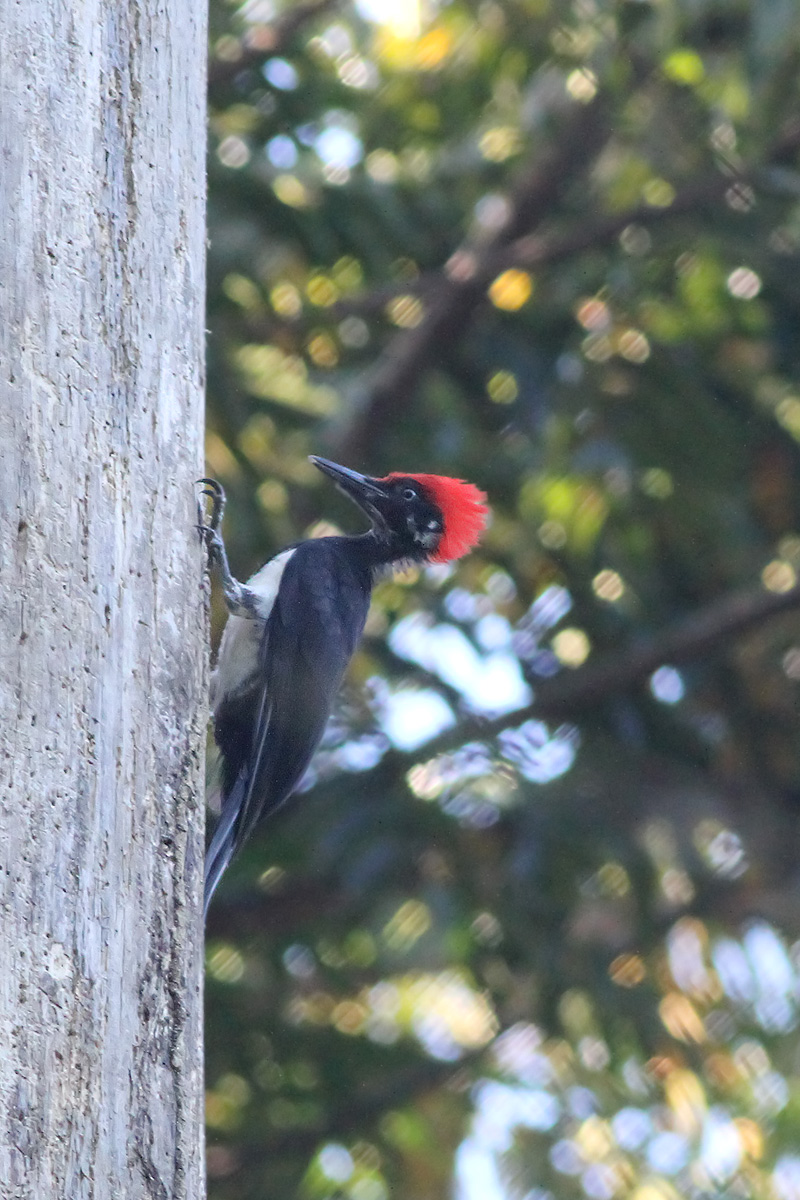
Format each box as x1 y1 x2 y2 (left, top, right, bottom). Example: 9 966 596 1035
197 477 226 535
196 478 227 572
195 480 251 613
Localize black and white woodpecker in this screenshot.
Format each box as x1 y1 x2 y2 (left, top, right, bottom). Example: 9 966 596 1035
199 456 488 915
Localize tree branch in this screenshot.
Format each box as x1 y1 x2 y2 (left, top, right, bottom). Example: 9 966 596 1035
338 96 610 461
327 117 800 325
393 581 800 766
208 581 800 938
230 155 786 353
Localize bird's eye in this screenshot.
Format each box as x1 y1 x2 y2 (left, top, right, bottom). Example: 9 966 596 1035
402 487 417 501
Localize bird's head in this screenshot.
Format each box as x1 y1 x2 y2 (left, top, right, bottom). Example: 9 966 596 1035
309 456 488 563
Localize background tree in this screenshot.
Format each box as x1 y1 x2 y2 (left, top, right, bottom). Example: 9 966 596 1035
204 3 800 1198
0 0 207 1194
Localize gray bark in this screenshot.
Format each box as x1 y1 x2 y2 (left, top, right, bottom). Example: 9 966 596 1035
0 0 207 1196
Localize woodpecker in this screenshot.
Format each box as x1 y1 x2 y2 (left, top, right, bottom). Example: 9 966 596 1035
199 457 488 914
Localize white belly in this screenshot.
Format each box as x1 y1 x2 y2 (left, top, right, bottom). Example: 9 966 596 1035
210 548 295 710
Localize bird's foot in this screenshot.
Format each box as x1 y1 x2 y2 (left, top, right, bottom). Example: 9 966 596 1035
195 478 259 617
197 477 226 542
198 478 233 573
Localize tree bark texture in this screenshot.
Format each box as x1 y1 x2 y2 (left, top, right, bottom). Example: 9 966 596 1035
0 0 207 1196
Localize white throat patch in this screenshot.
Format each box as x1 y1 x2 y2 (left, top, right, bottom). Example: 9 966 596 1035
409 515 441 550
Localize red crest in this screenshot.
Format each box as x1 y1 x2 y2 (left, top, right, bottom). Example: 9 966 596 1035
383 473 489 562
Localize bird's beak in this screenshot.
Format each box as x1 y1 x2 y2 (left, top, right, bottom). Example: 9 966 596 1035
309 456 386 519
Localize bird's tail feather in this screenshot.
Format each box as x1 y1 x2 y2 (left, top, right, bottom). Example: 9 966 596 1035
204 778 245 918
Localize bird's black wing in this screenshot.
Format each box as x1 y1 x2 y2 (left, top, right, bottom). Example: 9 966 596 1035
204 541 370 912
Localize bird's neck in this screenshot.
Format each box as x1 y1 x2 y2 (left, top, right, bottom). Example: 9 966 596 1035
347 529 428 576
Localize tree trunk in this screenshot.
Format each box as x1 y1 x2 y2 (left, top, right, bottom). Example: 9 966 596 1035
0 0 207 1195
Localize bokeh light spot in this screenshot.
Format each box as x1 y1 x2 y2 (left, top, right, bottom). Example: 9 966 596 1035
663 49 705 85
538 520 567 549
383 900 432 951
256 479 288 513
319 1143 354 1183
592 569 624 602
416 26 451 69
610 954 646 987
618 329 651 363
650 666 685 704
727 267 761 299
306 273 339 307
269 281 302 318
489 269 533 311
386 294 425 327
479 126 521 162
487 370 518 404
263 57 299 90
576 298 611 332
266 134 298 169
643 178 676 207
307 331 339 368
217 136 250 168
365 148 399 182
207 943 245 984
659 993 707 1042
315 126 364 170
762 560 796 593
551 628 590 668
272 174 310 207
566 68 598 102
641 468 674 498
775 396 800 439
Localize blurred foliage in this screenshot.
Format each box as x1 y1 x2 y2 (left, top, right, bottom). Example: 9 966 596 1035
203 1 800 1198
